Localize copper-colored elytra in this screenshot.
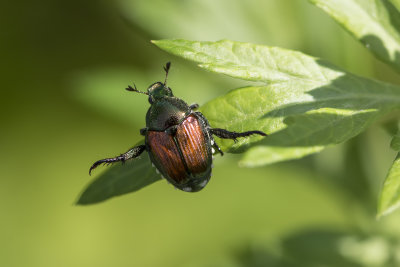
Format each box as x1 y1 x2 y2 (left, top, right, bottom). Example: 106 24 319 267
147 131 186 183
176 115 208 174
176 115 209 174
147 114 209 183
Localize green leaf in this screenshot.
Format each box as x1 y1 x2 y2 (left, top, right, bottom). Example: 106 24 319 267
378 152 400 217
310 0 400 72
77 150 160 205
154 39 400 166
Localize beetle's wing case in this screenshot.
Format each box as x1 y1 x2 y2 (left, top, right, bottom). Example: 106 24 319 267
146 113 212 192
175 114 212 176
146 131 187 183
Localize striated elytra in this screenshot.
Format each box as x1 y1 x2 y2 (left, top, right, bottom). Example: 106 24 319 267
89 62 267 192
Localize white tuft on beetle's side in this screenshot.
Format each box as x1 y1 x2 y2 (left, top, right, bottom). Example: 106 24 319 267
199 180 208 187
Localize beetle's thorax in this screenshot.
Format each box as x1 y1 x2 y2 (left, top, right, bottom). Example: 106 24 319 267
145 96 191 131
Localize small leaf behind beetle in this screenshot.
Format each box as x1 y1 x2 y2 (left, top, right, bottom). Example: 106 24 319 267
378 152 400 218
390 127 400 151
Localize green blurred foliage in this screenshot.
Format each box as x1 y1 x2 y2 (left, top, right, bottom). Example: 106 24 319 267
2 0 400 266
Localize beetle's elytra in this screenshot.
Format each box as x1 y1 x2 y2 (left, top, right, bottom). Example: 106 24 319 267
89 62 267 192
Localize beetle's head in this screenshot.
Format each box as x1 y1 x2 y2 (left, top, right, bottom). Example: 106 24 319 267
125 62 174 104
146 82 173 103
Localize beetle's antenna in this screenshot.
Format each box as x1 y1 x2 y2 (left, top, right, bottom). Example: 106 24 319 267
126 83 148 95
163 62 171 86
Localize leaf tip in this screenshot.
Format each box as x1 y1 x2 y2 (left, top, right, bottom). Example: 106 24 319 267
151 39 172 50
75 194 92 206
377 202 400 219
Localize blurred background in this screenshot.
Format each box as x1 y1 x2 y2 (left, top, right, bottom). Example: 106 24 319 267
2 0 400 266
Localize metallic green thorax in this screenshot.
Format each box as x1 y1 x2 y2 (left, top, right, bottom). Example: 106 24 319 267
145 82 191 131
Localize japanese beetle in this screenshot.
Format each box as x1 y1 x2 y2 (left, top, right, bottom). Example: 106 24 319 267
89 62 267 192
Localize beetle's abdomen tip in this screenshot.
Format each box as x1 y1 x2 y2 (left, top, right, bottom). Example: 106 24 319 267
179 176 210 192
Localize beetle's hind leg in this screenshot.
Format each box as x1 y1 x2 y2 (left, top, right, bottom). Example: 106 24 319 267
211 138 224 156
210 128 267 143
89 145 146 175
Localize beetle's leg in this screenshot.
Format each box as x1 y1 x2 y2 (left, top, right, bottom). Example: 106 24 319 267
89 145 146 175
166 125 178 136
211 139 224 156
209 128 267 143
189 103 199 110
140 128 148 136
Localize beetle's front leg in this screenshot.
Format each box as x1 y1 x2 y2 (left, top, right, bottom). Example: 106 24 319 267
189 103 199 110
140 128 148 136
89 145 146 175
210 128 267 143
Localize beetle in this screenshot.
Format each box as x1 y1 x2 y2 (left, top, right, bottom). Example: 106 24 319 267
89 62 267 192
